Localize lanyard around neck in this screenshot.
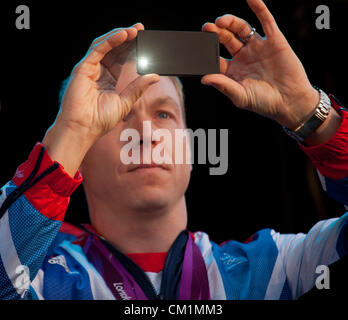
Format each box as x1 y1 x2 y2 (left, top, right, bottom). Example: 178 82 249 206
80 225 210 300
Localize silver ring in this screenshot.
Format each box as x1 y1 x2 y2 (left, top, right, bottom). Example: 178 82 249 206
239 27 256 44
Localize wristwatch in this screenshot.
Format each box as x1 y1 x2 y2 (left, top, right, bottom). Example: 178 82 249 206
282 87 331 142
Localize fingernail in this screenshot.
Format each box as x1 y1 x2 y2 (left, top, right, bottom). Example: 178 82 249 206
215 16 223 24
201 78 208 85
149 74 160 84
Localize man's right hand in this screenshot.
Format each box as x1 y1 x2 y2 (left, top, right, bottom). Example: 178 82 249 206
43 23 160 177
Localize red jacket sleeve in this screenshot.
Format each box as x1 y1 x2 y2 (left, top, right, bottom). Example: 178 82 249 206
299 94 348 181
11 142 83 221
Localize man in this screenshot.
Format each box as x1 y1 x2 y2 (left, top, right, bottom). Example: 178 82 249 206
0 0 347 299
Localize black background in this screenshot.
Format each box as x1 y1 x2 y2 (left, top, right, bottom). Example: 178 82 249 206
0 0 347 300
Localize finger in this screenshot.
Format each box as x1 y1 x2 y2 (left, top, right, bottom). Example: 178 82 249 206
90 23 144 49
119 74 161 116
94 26 140 76
90 28 124 49
83 30 129 66
101 38 136 70
202 22 243 56
201 74 246 107
215 14 254 44
128 22 145 33
246 0 279 37
112 25 142 63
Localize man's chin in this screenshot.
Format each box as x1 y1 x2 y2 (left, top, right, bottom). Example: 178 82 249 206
127 187 171 213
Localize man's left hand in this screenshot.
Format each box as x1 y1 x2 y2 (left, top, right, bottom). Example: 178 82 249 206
201 0 322 132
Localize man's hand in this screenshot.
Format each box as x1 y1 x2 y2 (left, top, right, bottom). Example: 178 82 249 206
43 23 160 177
57 23 159 139
201 0 340 139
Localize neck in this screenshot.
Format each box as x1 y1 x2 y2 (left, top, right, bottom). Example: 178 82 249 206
86 194 188 254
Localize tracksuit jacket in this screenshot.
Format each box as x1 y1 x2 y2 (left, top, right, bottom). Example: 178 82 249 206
0 93 348 300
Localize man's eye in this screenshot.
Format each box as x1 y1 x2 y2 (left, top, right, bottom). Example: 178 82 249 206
158 112 170 119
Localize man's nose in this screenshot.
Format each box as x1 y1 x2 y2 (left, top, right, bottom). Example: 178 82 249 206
127 113 156 146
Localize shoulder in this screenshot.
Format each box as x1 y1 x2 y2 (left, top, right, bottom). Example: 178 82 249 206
46 221 86 257
193 229 277 252
193 229 281 271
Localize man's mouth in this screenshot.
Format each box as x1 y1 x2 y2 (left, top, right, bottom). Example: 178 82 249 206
128 163 168 172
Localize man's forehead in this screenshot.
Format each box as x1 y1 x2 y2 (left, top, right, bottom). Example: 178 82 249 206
116 61 181 107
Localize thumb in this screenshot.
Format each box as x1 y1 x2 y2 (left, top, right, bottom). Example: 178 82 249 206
119 74 160 117
201 74 246 107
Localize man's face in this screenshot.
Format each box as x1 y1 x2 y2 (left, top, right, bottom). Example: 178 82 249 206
80 61 192 213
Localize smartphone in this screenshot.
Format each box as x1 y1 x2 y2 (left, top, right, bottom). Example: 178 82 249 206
136 30 220 76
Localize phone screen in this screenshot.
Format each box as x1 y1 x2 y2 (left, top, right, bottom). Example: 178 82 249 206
136 30 220 76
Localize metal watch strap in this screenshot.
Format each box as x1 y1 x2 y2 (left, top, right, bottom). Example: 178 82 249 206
282 88 331 142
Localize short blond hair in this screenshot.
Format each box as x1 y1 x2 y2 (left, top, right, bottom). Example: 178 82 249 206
168 76 186 125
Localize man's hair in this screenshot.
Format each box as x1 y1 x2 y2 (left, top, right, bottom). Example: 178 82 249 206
168 76 186 126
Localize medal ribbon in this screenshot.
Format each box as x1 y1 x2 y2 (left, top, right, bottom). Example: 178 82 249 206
82 228 210 300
